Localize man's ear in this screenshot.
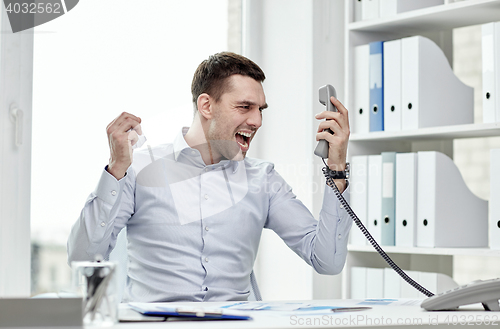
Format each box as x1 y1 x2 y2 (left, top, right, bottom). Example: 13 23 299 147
197 93 213 120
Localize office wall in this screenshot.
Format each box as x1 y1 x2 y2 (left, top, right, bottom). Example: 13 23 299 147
242 0 345 300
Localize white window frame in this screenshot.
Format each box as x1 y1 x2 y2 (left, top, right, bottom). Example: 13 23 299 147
0 4 34 297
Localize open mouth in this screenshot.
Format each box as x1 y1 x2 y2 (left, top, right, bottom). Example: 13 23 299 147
235 131 252 151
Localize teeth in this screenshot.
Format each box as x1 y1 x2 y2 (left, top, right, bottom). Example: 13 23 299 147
236 131 253 138
237 140 248 148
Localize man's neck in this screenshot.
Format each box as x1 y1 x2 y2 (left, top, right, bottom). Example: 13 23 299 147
184 116 221 165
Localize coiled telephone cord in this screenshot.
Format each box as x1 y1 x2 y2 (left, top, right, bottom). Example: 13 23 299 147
322 161 435 298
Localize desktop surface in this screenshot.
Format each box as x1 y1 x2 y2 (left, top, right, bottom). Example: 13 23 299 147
112 298 496 329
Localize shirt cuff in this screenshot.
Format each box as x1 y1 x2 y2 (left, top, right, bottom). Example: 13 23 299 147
94 166 127 205
321 182 350 216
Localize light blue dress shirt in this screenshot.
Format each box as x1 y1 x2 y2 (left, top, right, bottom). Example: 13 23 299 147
67 128 352 302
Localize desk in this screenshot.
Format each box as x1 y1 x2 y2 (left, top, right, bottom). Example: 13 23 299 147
113 299 499 329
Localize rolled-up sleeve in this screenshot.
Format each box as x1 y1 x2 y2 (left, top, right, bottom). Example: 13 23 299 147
265 167 352 275
67 167 135 263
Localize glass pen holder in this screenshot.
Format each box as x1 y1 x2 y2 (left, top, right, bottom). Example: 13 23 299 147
71 260 118 327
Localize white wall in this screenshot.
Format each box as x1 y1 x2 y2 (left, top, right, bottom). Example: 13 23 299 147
242 0 345 300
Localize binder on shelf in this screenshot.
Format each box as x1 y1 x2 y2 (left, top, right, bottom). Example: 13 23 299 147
395 152 417 247
489 149 500 249
362 0 379 21
401 36 473 130
353 0 363 22
384 270 457 298
482 22 500 123
383 268 401 298
400 271 421 299
369 41 384 132
350 156 368 246
368 155 383 243
379 0 444 18
383 39 402 132
366 268 384 298
381 152 396 246
353 44 370 134
419 272 458 295
351 267 367 299
416 151 488 248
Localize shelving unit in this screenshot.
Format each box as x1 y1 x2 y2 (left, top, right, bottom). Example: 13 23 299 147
343 0 500 299
348 244 500 257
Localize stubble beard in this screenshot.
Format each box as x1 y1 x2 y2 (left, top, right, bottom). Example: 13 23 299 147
207 117 244 162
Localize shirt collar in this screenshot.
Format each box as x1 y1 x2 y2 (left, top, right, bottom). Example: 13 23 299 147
173 127 241 173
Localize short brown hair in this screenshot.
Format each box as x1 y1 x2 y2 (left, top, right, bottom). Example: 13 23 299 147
191 52 266 110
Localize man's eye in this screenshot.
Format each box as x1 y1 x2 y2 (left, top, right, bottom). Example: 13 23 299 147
240 106 250 109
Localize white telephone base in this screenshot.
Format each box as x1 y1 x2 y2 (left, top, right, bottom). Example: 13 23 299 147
421 278 500 311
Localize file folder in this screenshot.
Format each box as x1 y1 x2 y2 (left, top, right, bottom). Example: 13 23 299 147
366 268 384 298
395 152 417 247
416 151 488 248
381 152 396 246
401 36 473 130
350 156 368 246
419 272 458 295
368 155 382 243
369 41 384 132
482 22 500 123
353 44 370 134
362 0 379 21
353 0 363 22
489 149 500 249
383 268 401 298
383 39 402 131
351 267 367 299
400 271 421 299
379 0 443 18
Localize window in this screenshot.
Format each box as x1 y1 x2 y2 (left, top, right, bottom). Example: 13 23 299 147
31 0 231 295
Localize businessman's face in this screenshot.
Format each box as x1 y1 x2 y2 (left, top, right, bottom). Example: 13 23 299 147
207 74 267 161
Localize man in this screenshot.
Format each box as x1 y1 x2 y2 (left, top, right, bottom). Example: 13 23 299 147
67 52 352 302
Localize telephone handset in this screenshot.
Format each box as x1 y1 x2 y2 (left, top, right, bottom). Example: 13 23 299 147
314 85 338 158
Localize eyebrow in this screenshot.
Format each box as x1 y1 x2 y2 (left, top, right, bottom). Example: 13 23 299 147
237 100 268 110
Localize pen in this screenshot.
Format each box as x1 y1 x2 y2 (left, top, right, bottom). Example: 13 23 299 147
331 307 372 312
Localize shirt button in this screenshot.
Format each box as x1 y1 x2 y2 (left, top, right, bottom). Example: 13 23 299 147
337 234 342 240
204 194 209 200
101 222 106 227
205 226 209 231
191 150 196 155
111 190 117 196
340 204 344 209
205 257 209 262
205 168 209 172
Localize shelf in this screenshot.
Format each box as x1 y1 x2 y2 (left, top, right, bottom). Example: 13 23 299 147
348 244 500 257
349 0 500 36
350 122 500 142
